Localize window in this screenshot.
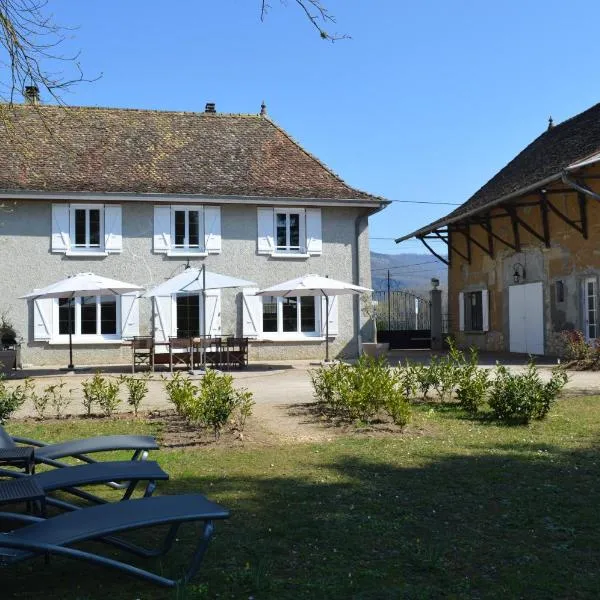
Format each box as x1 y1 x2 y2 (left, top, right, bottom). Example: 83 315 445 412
173 208 203 250
556 280 565 303
261 296 318 335
176 295 201 337
73 207 101 248
153 205 221 255
52 204 122 255
464 291 483 331
257 207 322 256
276 211 302 252
56 296 119 339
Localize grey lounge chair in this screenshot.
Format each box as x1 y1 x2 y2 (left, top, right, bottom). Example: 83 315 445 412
0 494 230 588
0 425 158 469
0 460 169 511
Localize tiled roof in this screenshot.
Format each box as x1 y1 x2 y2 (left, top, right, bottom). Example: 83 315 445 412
0 104 382 202
397 101 600 240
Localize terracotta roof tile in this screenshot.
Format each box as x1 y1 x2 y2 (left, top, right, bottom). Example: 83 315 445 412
0 104 381 202
397 101 600 240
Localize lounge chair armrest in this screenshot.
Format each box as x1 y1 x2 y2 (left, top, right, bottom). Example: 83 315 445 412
0 512 44 525
11 436 47 447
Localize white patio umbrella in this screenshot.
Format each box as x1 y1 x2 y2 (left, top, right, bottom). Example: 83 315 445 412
144 266 257 370
143 267 257 298
20 272 145 370
256 274 372 362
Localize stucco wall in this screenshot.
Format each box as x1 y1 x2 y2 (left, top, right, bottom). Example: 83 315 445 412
0 199 372 365
448 171 600 355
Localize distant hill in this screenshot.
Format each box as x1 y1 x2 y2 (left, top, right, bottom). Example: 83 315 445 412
370 252 447 294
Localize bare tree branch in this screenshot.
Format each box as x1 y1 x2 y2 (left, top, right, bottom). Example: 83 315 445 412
0 0 98 106
261 0 349 41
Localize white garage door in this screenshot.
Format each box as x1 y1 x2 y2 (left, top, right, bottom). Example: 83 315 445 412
508 282 544 355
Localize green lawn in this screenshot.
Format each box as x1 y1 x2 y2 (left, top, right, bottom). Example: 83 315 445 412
3 396 600 599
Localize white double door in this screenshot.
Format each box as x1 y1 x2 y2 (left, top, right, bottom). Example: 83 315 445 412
508 282 544 355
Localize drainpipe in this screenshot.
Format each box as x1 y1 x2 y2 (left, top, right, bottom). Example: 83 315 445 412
561 172 600 201
354 212 366 356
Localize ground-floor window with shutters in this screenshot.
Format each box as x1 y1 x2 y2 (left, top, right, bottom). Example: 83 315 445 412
243 288 337 340
458 289 489 332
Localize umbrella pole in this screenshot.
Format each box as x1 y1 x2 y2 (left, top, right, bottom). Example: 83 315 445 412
325 294 330 362
68 296 74 370
202 265 207 368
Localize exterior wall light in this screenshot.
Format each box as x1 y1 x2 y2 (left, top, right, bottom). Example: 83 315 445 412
513 262 526 284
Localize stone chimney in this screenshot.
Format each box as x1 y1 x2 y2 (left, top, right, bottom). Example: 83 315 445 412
547 116 554 130
24 85 40 105
260 101 267 116
204 102 216 114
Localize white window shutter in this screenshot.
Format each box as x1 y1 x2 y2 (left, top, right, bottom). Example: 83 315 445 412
242 287 262 337
204 289 221 336
51 204 70 253
320 295 339 336
204 206 222 254
104 205 122 253
458 292 465 331
33 297 53 341
120 293 139 339
153 206 171 253
306 208 323 255
482 290 489 332
257 208 275 254
153 296 174 342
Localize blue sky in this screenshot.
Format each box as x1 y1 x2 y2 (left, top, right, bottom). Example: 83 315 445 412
39 1 600 255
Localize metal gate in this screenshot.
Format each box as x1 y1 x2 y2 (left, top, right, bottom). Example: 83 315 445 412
374 290 431 349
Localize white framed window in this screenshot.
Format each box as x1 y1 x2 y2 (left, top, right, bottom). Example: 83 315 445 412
275 210 304 253
51 203 122 255
261 296 318 336
54 295 121 341
172 207 204 251
242 288 338 340
153 205 221 256
257 207 322 257
72 205 102 249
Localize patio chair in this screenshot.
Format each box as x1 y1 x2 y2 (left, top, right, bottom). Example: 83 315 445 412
0 425 158 471
225 337 249 369
169 337 192 372
131 336 155 373
0 493 230 588
0 460 169 512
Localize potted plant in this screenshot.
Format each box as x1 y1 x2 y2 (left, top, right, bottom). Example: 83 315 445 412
361 294 390 358
0 312 20 373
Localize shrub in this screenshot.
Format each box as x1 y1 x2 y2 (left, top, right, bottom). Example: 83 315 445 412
45 381 72 419
164 371 254 440
560 329 593 361
164 372 197 418
456 367 490 413
411 362 436 400
30 386 49 419
455 347 491 413
119 373 151 417
82 372 121 417
311 356 411 426
397 360 418 399
488 361 568 423
0 376 32 423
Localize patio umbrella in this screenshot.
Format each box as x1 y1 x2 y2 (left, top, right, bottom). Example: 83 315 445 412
256 274 372 362
144 266 257 370
20 272 145 370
